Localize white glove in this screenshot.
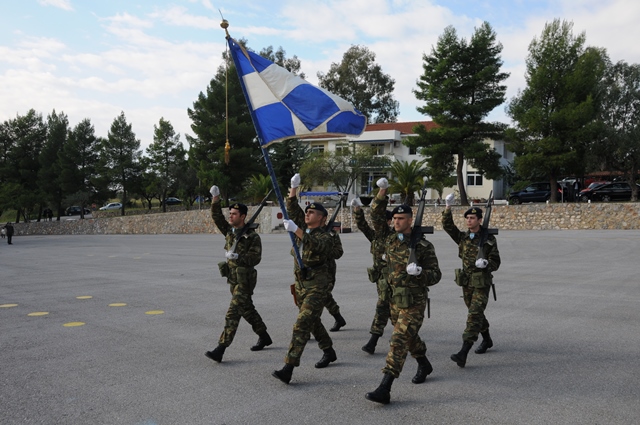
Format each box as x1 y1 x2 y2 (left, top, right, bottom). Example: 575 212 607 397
350 198 363 208
210 185 220 197
406 263 422 276
290 173 301 189
376 178 389 189
283 219 298 233
445 193 455 206
475 258 488 269
225 251 238 260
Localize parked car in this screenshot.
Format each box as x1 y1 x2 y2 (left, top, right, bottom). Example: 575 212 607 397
509 182 565 204
579 182 640 202
161 197 182 206
578 181 610 202
65 206 91 216
99 202 123 211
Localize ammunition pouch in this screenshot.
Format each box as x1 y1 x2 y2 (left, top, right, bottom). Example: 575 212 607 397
391 286 424 309
469 271 489 289
367 267 381 283
454 268 467 287
218 261 230 278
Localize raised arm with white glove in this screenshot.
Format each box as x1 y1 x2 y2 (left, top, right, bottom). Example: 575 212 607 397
283 219 299 234
290 173 301 189
376 178 389 189
445 193 455 207
350 198 363 208
210 185 220 198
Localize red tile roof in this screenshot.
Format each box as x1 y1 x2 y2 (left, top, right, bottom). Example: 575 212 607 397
365 121 437 134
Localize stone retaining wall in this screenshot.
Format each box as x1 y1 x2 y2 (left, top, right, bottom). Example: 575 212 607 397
11 202 640 236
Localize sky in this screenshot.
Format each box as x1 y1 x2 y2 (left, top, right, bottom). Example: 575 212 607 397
2 0 640 152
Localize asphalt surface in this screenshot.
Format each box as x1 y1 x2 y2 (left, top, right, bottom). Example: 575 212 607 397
1 230 639 425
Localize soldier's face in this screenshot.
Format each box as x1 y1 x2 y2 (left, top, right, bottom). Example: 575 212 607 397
228 209 245 228
465 215 481 232
304 209 326 228
393 213 412 234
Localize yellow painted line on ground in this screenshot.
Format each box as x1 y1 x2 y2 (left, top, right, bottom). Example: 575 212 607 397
76 296 93 299
27 312 49 316
63 322 85 327
108 303 127 307
145 310 164 315
0 304 18 308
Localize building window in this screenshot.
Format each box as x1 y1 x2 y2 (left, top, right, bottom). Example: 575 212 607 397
335 144 350 155
372 144 385 155
311 144 324 155
409 146 417 155
467 172 483 186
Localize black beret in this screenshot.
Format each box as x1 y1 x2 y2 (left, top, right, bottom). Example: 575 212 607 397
391 204 412 216
305 202 328 216
229 202 248 215
464 207 483 219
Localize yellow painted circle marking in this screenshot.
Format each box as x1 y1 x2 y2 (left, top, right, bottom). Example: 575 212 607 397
145 310 164 315
108 303 127 307
76 296 93 299
28 312 49 316
0 303 18 308
63 322 86 327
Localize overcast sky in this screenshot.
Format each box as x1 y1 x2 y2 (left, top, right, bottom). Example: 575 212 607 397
2 0 639 151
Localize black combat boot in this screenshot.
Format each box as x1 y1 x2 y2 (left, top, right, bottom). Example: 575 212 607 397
250 331 273 351
205 345 226 363
411 355 433 384
365 373 395 405
474 331 493 354
361 334 380 354
314 347 337 368
329 313 346 332
450 341 473 368
272 364 294 384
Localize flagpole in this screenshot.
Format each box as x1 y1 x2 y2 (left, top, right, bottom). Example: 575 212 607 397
220 19 305 271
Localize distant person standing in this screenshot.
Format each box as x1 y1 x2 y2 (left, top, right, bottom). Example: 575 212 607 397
441 193 501 368
3 222 14 244
204 185 272 363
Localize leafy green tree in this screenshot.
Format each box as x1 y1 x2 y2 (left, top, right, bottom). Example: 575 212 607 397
268 139 311 190
99 112 142 215
595 60 640 200
38 110 68 220
412 22 508 206
506 19 608 201
387 159 427 205
243 174 276 204
146 118 186 212
317 45 399 123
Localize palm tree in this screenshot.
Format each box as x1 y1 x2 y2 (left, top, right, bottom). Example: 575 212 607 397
244 174 276 204
388 159 427 205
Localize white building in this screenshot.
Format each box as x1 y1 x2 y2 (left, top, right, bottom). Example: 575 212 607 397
299 121 513 201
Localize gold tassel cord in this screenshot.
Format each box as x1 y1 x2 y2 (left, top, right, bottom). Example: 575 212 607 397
221 16 231 165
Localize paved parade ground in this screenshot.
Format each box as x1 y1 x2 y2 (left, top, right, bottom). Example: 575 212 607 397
1 230 639 424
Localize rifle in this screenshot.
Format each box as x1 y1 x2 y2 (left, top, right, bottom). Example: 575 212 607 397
476 191 499 301
408 177 434 317
228 189 273 255
324 193 348 232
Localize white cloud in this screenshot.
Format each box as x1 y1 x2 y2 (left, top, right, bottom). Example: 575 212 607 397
38 0 73 11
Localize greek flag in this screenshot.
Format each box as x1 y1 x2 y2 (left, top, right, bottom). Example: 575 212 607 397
227 37 367 147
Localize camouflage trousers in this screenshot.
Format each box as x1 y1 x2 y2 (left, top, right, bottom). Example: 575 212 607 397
369 278 391 336
382 299 427 378
218 282 267 347
285 282 332 367
461 284 490 343
324 280 341 316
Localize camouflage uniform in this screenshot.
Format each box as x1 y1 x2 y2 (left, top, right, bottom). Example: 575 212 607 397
323 229 344 316
355 208 391 336
442 208 501 343
211 201 267 347
371 197 442 378
285 196 334 367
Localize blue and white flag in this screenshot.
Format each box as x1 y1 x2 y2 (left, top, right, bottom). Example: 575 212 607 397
227 37 367 147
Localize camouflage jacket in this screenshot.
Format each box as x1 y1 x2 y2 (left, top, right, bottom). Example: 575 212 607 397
355 208 388 272
371 196 442 290
327 229 344 281
286 196 333 271
441 208 500 275
211 201 262 270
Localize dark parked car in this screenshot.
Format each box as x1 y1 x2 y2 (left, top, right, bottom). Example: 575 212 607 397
161 197 182 206
65 206 91 216
578 181 610 202
509 182 565 204
580 182 640 202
